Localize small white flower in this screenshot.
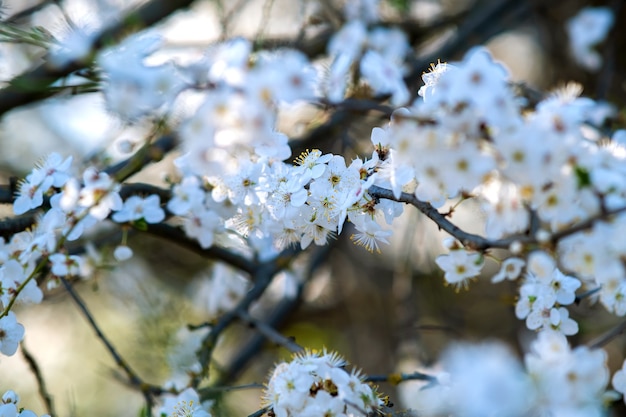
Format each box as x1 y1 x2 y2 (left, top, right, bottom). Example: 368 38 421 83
2 390 19 404
492 257 525 283
159 388 212 417
112 195 165 224
0 312 25 356
168 176 205 216
49 253 84 277
435 249 484 290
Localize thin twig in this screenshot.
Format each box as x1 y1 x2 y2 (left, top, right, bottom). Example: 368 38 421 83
255 0 275 40
21 341 56 417
574 287 601 305
238 310 304 353
195 246 300 384
104 134 178 181
247 405 270 417
368 185 521 251
365 371 437 384
588 320 626 349
3 0 55 23
59 276 155 416
143 223 257 275
198 382 264 396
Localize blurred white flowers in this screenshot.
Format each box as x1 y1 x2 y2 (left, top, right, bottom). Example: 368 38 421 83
567 7 614 71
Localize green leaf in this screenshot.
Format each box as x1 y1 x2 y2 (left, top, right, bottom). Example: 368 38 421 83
387 0 411 13
574 165 591 189
133 218 148 231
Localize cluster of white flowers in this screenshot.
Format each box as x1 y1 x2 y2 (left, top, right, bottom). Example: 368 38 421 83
4 1 626 414
515 251 581 335
325 0 410 105
414 332 610 417
263 350 382 417
384 43 626 339
0 151 168 366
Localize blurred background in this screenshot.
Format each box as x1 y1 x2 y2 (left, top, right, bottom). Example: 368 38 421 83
1 0 626 416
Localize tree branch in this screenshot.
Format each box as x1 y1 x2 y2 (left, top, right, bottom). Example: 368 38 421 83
59 276 157 415
369 185 626 252
237 309 304 353
195 246 300 384
21 341 56 417
142 223 256 275
0 0 197 118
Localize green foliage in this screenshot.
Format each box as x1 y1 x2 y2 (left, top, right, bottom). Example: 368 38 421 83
134 218 149 231
574 165 591 189
387 0 411 13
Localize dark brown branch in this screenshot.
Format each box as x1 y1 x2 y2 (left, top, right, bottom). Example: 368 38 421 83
3 0 55 24
0 215 37 239
315 97 395 116
404 0 536 90
368 185 522 251
119 182 172 202
195 246 300 384
369 185 626 252
143 223 257 275
212 245 331 388
104 134 178 181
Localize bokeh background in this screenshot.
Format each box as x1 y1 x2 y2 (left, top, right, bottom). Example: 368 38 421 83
1 0 626 416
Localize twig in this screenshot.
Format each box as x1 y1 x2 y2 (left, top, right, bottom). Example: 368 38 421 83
404 0 534 90
21 341 56 417
0 215 37 239
195 246 300 384
238 309 304 353
368 185 520 251
59 276 155 415
315 98 395 116
255 0 276 40
217 0 249 39
104 134 178 182
365 371 437 384
143 223 257 275
588 319 626 349
574 287 601 305
211 245 330 388
368 185 626 251
3 0 55 24
247 405 270 417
